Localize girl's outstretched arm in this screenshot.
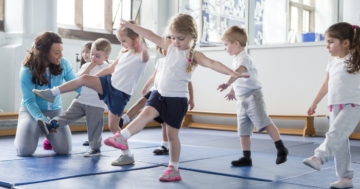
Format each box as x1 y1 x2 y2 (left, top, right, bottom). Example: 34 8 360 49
141 70 157 95
308 73 329 115
120 19 167 50
193 51 249 78
95 58 118 77
140 43 150 63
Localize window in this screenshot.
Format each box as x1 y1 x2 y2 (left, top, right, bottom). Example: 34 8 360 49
0 0 4 31
57 0 142 43
179 0 247 46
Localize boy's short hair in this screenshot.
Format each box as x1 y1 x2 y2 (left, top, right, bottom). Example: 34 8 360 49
92 38 112 56
221 26 247 47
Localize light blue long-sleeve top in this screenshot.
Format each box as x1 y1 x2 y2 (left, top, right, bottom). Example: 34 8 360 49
19 58 81 121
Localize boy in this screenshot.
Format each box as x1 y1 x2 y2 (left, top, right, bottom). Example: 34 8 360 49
217 26 288 166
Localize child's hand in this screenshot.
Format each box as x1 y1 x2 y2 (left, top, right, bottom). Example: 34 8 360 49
307 104 317 115
50 128 58 133
217 83 229 92
224 92 236 101
120 19 131 27
141 86 148 96
188 99 195 110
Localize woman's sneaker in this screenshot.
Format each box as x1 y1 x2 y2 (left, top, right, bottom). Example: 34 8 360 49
111 154 135 166
43 138 52 150
37 119 58 135
32 89 56 103
159 165 181 182
104 131 128 150
83 149 101 157
153 146 169 155
330 178 353 188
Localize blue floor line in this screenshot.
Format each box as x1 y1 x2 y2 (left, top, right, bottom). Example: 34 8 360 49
0 180 12 189
13 164 161 187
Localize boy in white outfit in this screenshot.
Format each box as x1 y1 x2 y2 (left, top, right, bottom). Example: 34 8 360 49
218 26 288 166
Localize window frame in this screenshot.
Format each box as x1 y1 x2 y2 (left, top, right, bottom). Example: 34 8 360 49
57 0 142 44
289 0 315 33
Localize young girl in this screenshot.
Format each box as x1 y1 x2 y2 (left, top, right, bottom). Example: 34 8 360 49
79 41 93 146
37 38 111 157
119 44 195 156
80 41 93 68
32 21 149 161
104 14 249 182
303 22 360 189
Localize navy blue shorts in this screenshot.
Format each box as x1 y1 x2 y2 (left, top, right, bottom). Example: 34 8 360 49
143 91 164 124
145 90 187 129
98 75 130 116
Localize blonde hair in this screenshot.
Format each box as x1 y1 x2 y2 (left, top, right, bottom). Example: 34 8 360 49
155 46 166 56
92 38 112 56
166 14 198 72
117 20 148 53
221 26 247 47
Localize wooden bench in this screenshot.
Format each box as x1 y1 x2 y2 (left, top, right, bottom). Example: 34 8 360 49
182 111 326 137
0 111 161 136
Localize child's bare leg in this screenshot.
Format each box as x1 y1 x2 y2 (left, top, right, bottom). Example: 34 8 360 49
121 97 147 127
108 112 121 134
264 124 288 164
264 124 281 141
59 75 103 95
166 124 180 169
162 123 168 142
123 106 160 136
240 136 251 151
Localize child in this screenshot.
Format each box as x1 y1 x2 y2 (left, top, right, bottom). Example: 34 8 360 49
217 26 288 167
80 41 93 68
32 20 149 162
119 44 195 155
79 41 93 146
104 14 249 182
303 22 360 189
37 38 110 157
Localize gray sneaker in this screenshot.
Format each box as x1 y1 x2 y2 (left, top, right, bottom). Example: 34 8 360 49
32 89 56 103
84 149 101 157
111 154 135 166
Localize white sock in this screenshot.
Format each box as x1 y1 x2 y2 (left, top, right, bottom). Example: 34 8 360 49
121 129 132 140
50 87 61 96
122 114 130 124
161 141 169 148
169 161 179 170
121 149 132 156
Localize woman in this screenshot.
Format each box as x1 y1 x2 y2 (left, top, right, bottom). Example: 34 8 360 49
14 31 80 156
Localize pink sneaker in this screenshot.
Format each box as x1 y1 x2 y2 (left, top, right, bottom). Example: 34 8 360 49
104 131 128 150
43 138 52 150
159 165 182 182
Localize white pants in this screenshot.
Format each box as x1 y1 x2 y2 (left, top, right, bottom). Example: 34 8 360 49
315 104 360 178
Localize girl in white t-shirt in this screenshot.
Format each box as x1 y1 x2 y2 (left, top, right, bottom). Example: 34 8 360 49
32 21 149 162
303 22 360 189
104 14 249 182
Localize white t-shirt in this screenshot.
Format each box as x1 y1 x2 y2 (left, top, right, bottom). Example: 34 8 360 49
75 62 110 109
150 57 165 91
157 45 196 97
232 50 262 97
327 54 360 105
111 51 148 95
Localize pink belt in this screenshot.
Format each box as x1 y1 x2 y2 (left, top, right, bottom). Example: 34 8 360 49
329 104 355 112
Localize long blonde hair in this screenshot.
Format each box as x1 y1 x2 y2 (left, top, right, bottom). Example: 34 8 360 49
117 20 148 53
166 14 198 72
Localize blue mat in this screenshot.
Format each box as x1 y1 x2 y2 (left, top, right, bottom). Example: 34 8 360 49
0 154 159 187
180 152 335 182
15 167 320 189
102 145 242 165
279 164 360 188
